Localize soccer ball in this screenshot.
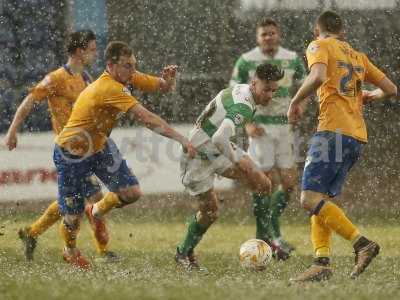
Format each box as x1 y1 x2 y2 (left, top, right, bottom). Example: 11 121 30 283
239 239 272 271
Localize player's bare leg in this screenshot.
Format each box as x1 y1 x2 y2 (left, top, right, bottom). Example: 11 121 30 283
225 155 296 257
88 185 142 262
85 191 122 263
176 147 270 273
223 155 293 259
176 189 218 274
92 185 142 217
221 155 271 194
18 190 120 263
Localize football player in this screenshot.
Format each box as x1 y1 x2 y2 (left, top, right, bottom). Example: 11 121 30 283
288 11 397 282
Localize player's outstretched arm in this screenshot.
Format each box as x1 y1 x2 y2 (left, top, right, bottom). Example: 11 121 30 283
288 63 327 124
128 103 196 158
291 63 326 106
4 94 36 150
363 77 397 104
130 66 178 94
211 119 240 163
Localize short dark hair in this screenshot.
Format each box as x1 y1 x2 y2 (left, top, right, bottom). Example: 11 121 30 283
317 11 343 34
66 30 96 55
257 17 279 29
105 41 132 63
255 63 284 82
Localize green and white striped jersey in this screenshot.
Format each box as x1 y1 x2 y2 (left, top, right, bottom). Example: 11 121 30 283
230 46 306 124
189 84 256 148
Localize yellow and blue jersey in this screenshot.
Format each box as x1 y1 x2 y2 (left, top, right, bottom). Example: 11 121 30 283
29 65 92 134
56 71 160 156
306 37 386 142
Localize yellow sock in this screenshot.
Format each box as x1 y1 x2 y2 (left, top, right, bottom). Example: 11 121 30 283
317 201 360 241
29 201 61 238
93 192 120 217
59 222 80 249
311 215 332 257
96 242 108 255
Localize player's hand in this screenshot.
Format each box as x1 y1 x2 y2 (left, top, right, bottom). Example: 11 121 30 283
362 90 376 104
161 65 178 92
4 131 18 151
162 65 178 81
183 142 197 159
245 123 265 138
287 102 303 125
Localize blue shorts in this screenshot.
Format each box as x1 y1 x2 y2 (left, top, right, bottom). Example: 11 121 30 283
54 138 139 215
83 175 102 199
301 131 363 197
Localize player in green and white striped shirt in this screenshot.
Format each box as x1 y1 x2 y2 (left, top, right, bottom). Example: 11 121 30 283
230 18 306 260
175 63 284 272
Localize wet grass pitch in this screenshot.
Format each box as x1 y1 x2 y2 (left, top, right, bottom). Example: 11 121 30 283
1 213 399 300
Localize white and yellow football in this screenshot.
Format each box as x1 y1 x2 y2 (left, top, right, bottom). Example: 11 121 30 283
239 239 272 271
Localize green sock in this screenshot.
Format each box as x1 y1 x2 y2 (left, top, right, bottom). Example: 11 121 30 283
178 214 209 255
269 190 291 239
252 193 272 241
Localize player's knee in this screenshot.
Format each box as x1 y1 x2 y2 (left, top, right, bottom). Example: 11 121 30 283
281 178 296 193
252 173 272 195
117 185 142 207
300 193 310 211
198 207 219 224
87 191 103 203
197 192 219 224
207 208 219 223
279 169 296 191
63 214 81 230
300 191 322 212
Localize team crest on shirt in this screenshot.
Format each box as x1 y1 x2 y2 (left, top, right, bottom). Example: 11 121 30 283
307 42 319 54
304 155 313 169
281 60 290 68
65 196 74 208
122 87 132 96
233 113 244 125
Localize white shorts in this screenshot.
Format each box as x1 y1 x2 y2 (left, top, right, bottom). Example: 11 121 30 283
248 124 295 171
180 142 245 196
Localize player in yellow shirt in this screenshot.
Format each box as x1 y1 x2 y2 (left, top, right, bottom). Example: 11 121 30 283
53 41 196 269
287 11 397 282
4 30 109 261
4 31 178 263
